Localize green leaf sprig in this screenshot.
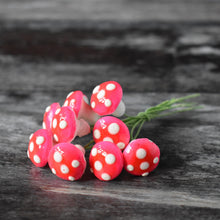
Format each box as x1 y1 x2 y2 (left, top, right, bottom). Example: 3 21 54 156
84 94 201 149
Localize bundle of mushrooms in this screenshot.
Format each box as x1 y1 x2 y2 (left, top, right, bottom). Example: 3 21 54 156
27 81 160 181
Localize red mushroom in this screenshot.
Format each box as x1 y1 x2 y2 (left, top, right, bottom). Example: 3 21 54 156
93 116 130 151
42 102 61 130
48 143 87 181
89 141 124 181
123 138 160 176
27 129 53 167
63 90 99 125
51 106 90 144
90 81 125 117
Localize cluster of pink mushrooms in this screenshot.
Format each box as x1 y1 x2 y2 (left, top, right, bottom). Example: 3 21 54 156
27 81 160 181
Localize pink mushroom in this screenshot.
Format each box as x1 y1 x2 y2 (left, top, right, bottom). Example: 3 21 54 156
93 116 130 151
48 143 87 181
27 129 53 167
90 81 125 117
89 141 124 181
63 90 99 125
51 106 90 144
123 138 160 176
42 102 61 130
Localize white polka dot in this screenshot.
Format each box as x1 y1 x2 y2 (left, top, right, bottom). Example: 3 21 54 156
101 173 111 181
53 134 59 142
55 108 61 115
94 129 101 139
53 118 57 129
53 151 62 163
59 120 67 129
104 99 112 107
63 100 69 106
51 168 56 174
106 83 116 91
83 96 89 104
127 164 134 171
140 162 149 170
29 133 33 140
68 176 75 181
27 150 30 158
94 161 103 171
117 142 125 150
142 172 149 176
97 90 105 99
108 123 120 135
153 157 159 164
91 148 98 156
136 148 147 159
105 154 116 165
67 91 74 98
70 99 76 107
72 160 80 168
91 101 96 109
60 164 69 174
29 142 34 152
42 122 46 129
34 155 41 164
45 106 51 112
103 137 114 143
93 85 100 94
36 136 45 145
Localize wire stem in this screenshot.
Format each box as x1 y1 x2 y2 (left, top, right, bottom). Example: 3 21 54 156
84 94 201 149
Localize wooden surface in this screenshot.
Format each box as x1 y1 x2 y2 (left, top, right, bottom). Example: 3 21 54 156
0 1 220 219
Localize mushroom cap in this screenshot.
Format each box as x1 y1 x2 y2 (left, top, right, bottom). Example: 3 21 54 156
27 129 53 167
123 138 160 176
43 102 61 130
93 116 130 150
51 106 77 143
63 91 87 117
48 143 87 181
90 81 123 116
89 141 124 181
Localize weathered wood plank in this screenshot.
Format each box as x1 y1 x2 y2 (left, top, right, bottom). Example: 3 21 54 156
0 87 220 219
0 0 220 22
0 21 220 94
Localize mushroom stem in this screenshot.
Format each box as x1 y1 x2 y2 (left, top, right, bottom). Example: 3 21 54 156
76 118 91 137
112 100 126 117
78 98 100 125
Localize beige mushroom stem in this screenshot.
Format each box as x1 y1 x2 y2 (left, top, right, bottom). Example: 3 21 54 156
112 100 126 117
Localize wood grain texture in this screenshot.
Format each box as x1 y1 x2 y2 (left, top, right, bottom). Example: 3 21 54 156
0 0 220 22
0 1 220 219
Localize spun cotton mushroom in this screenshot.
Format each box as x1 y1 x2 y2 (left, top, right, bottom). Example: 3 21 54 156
51 106 90 144
89 141 124 181
48 143 87 181
27 129 53 167
93 116 130 150
90 81 125 117
63 90 100 125
123 138 160 176
42 102 61 130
